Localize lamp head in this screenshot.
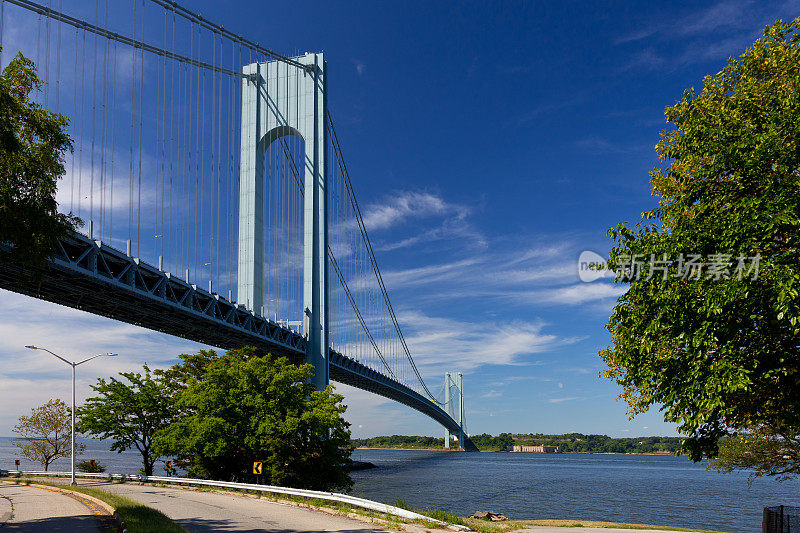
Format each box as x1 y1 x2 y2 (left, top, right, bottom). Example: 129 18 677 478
25 345 38 350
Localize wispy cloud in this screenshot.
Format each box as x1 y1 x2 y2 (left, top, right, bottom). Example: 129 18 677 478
540 283 628 305
397 309 580 373
574 136 650 155
614 0 794 73
375 238 626 310
361 191 466 232
351 59 366 76
354 191 486 252
618 48 665 73
0 289 209 434
547 396 582 404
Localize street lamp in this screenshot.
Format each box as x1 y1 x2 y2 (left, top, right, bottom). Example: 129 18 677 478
25 346 117 485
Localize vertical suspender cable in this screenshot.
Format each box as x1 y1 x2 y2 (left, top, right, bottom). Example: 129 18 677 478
0 0 5 67
99 0 108 241
55 0 60 114
169 5 175 273
89 0 98 238
71 26 77 215
216 32 222 294
77 26 85 227
194 22 200 281
128 0 135 248
137 0 143 257
43 0 49 107
109 38 116 245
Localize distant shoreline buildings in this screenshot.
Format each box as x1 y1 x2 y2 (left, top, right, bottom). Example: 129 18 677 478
509 445 561 453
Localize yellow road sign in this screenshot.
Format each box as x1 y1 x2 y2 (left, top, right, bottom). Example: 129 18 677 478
252 461 262 475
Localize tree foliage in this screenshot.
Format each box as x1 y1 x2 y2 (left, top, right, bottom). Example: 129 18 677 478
600 19 800 461
351 435 446 449
78 365 176 476
352 433 683 454
154 348 353 490
0 50 80 267
463 433 514 451
76 459 106 473
709 425 800 481
12 398 83 471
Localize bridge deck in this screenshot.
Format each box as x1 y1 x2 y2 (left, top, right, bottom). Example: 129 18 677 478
0 232 475 448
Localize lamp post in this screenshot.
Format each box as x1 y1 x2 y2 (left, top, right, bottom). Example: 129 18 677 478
25 346 117 485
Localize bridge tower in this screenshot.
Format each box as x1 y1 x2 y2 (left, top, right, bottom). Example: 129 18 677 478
443 372 465 449
237 53 329 391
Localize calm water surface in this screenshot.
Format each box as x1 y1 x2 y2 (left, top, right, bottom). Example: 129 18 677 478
2 438 798 532
350 449 800 533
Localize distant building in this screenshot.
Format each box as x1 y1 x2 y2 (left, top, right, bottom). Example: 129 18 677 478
509 445 561 453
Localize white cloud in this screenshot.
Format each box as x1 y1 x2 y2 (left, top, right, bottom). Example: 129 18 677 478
0 290 210 435
397 309 577 374
540 282 627 305
547 396 582 404
334 383 442 437
361 191 465 232
352 59 366 76
381 258 481 288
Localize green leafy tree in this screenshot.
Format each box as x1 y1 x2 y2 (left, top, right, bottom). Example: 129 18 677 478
0 49 80 268
13 398 84 471
76 459 106 473
494 432 514 451
600 19 800 460
78 365 176 476
709 425 800 480
154 347 353 490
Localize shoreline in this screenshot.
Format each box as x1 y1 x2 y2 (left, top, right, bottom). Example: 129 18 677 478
355 447 680 456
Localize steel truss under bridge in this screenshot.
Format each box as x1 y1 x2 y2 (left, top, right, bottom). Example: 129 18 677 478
0 232 477 450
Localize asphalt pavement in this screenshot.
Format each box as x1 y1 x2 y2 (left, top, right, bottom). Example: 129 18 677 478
0 483 104 532
75 479 391 532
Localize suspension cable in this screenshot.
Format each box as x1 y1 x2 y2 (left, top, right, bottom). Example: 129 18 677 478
278 135 397 380
4 0 247 78
327 114 437 402
147 0 310 71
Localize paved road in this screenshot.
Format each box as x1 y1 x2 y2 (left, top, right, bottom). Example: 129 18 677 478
76 480 391 532
0 483 104 532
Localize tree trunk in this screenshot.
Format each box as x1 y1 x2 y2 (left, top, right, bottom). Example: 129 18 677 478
143 448 152 476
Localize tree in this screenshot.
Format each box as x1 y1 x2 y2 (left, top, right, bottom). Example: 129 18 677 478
78 365 176 476
76 459 106 473
0 49 80 268
494 432 514 451
13 398 83 471
154 347 353 490
600 18 800 461
709 425 800 481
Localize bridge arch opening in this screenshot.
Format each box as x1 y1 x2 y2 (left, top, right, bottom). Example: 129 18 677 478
257 128 306 333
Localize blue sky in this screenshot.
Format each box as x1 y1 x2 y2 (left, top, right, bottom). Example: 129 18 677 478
1 0 798 438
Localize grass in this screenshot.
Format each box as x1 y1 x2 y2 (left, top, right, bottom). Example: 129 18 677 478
2 478 184 533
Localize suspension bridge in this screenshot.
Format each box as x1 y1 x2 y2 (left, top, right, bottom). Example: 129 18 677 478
0 0 476 450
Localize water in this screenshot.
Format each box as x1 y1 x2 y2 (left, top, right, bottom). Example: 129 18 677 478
0 437 160 476
349 449 800 533
3 438 798 532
